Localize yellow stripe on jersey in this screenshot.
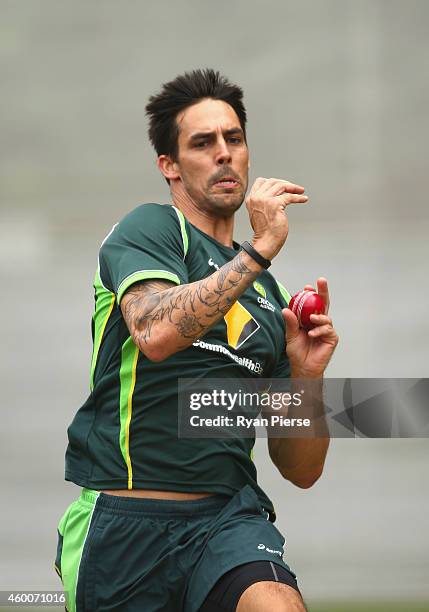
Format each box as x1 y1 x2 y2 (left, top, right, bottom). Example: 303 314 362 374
119 338 140 489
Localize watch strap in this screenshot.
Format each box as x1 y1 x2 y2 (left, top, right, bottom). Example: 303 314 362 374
240 241 271 269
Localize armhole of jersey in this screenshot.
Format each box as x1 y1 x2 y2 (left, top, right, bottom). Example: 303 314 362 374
97 259 110 291
116 269 181 305
275 280 292 307
90 266 116 390
171 205 189 260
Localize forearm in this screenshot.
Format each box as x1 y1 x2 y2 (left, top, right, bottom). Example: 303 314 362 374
268 377 330 488
270 437 330 488
122 250 263 361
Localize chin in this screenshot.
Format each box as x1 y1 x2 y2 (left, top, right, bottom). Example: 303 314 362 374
210 196 243 216
210 189 244 210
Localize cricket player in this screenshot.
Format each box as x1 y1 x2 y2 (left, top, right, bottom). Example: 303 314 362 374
55 68 339 612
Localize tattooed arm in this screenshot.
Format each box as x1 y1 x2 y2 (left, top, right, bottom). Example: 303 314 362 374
120 250 264 362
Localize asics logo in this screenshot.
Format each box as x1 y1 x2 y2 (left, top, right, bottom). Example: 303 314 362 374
257 543 283 557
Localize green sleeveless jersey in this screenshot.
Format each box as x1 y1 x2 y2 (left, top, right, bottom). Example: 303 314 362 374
65 203 292 516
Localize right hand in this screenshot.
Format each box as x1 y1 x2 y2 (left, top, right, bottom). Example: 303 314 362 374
245 177 308 260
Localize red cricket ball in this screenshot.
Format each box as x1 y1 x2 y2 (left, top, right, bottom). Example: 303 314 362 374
288 290 325 331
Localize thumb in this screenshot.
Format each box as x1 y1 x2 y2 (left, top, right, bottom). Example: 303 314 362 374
282 307 300 343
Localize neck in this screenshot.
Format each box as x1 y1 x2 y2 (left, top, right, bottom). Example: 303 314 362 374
170 186 235 248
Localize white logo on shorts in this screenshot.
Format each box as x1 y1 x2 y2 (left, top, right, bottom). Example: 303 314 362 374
257 543 283 557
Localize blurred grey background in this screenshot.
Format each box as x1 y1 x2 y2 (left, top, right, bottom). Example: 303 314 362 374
1 0 428 606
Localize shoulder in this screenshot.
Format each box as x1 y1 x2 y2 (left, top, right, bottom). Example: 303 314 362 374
119 202 180 229
102 203 187 246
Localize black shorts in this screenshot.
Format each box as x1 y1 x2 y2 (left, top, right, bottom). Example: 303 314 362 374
55 485 299 612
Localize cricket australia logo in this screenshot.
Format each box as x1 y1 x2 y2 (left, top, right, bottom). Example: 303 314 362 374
253 281 276 312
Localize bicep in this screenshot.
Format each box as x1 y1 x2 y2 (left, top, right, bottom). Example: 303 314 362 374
120 279 177 335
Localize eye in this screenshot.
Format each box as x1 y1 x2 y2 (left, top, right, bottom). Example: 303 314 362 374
194 141 208 148
227 137 242 144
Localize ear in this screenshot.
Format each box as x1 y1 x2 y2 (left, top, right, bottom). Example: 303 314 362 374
157 155 180 181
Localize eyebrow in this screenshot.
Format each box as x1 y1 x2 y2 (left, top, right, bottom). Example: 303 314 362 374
188 128 244 142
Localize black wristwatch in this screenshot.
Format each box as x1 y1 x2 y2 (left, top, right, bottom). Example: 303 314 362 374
240 241 272 269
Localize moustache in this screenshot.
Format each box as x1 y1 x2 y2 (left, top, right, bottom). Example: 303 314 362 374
210 169 241 186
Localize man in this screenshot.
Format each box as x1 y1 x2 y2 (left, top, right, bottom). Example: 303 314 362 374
55 68 338 612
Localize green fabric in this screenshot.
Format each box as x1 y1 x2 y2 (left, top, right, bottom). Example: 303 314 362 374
56 485 294 612
100 203 189 297
276 280 292 305
117 269 180 305
172 205 189 257
65 203 292 516
90 268 115 390
119 337 140 489
57 489 100 612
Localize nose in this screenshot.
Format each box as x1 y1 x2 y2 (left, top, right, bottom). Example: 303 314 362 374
215 138 232 165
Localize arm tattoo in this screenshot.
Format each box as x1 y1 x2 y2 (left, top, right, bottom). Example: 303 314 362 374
120 251 256 350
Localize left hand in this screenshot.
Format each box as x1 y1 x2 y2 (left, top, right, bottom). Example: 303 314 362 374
283 277 339 378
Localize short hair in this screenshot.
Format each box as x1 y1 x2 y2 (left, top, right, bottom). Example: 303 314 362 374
145 68 247 161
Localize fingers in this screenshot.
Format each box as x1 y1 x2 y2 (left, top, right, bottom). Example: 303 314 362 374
307 314 338 345
308 324 336 341
308 313 332 328
258 178 305 195
251 177 306 197
316 277 330 313
249 176 266 195
301 278 330 314
261 182 308 207
282 307 300 343
261 180 308 205
247 177 308 214
282 193 309 205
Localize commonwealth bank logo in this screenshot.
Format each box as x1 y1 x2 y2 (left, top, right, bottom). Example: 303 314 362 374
224 302 260 349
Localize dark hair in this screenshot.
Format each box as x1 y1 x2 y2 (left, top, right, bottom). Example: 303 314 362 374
145 68 247 161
